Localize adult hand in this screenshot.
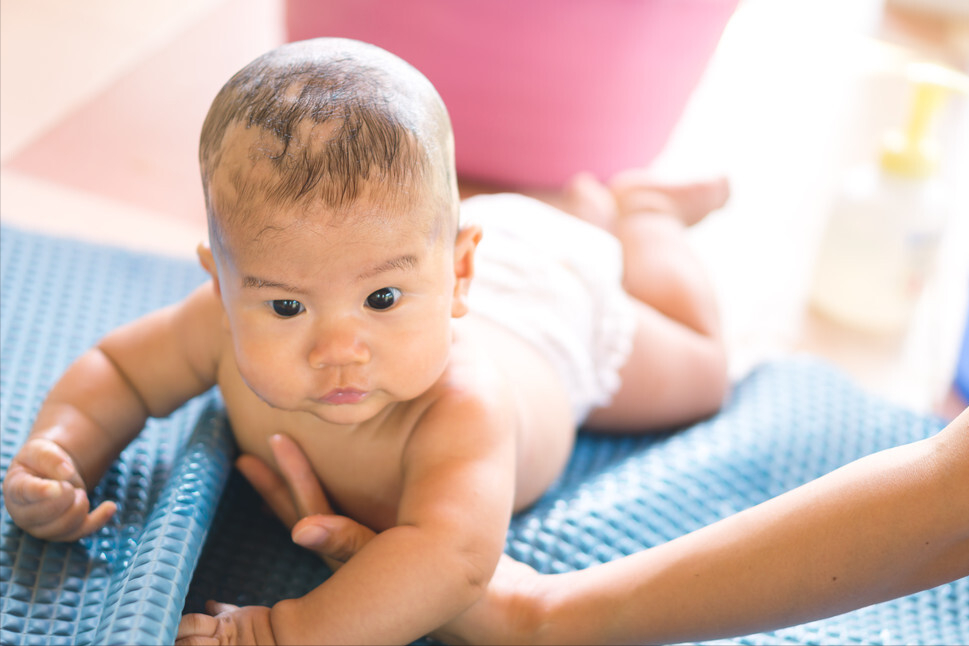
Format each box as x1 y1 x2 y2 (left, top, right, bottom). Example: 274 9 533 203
235 434 376 569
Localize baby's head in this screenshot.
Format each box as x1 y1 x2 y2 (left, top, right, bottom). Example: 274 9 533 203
199 37 459 251
195 40 478 423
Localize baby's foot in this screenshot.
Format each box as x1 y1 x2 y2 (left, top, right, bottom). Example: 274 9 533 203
609 168 729 226
564 170 729 232
563 171 620 233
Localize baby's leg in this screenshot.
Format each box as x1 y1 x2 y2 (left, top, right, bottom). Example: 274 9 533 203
563 170 726 336
460 170 728 232
563 170 729 232
585 297 728 431
608 168 729 227
575 173 729 430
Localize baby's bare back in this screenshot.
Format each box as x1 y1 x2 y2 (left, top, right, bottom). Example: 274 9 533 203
216 312 575 531
458 314 576 510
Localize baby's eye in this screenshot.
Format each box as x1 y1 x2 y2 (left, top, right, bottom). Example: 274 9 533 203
271 299 304 317
366 287 401 311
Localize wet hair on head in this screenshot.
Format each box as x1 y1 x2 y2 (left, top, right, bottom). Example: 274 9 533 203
199 38 457 239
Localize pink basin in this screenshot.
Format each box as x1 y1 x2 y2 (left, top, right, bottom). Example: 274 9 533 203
286 0 738 188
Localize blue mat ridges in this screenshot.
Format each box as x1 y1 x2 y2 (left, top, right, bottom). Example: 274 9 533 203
1 225 966 645
0 226 233 645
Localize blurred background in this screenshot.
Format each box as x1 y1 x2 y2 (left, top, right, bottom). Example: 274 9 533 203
2 0 967 418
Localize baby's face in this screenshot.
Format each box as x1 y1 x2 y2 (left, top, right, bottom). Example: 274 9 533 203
206 186 469 426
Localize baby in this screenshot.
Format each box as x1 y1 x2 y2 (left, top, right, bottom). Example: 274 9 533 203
2 38 728 644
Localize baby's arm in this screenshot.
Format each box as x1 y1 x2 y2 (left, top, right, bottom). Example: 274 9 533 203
3 284 221 541
270 394 516 644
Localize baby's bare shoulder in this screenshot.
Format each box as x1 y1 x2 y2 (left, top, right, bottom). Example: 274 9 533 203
403 345 515 451
92 281 225 417
451 315 571 419
180 280 224 319
175 281 230 373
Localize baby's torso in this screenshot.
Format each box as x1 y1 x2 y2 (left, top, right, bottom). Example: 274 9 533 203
215 313 575 532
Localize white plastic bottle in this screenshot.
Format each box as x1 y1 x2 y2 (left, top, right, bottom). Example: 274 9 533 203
811 63 967 333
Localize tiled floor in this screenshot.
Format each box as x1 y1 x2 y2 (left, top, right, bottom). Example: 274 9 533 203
2 0 967 417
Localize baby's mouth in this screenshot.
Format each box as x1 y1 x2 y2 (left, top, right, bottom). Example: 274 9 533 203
318 388 368 405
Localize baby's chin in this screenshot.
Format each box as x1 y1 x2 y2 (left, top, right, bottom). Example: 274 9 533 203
308 389 405 423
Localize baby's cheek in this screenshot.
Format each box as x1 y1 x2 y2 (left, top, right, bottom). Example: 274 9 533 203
397 330 451 394
234 342 292 403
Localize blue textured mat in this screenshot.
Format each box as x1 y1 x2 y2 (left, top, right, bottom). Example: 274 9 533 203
0 226 233 645
1 225 966 645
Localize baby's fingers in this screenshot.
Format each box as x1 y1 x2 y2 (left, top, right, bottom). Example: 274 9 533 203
206 600 240 615
5 473 77 520
16 436 84 488
18 485 116 542
176 612 221 645
61 498 116 540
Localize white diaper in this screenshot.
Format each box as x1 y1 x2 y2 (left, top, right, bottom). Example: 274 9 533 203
462 193 637 424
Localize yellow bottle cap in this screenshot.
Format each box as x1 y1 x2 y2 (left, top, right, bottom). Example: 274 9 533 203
880 62 969 179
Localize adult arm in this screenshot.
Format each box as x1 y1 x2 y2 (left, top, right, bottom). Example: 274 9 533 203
261 409 969 645
542 407 969 645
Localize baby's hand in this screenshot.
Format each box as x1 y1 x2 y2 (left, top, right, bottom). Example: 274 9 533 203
2 436 116 541
177 602 275 645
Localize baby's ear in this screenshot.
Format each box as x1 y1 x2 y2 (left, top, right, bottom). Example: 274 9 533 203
451 224 482 318
196 243 222 298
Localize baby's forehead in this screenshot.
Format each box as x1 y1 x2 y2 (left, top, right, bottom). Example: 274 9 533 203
211 179 448 253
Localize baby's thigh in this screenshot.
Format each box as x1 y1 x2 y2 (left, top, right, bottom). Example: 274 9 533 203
584 300 727 432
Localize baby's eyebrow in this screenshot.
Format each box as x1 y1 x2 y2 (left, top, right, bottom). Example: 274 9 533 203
241 276 300 292
357 254 419 281
239 254 419 290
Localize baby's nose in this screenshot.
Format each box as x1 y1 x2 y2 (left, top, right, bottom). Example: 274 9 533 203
308 320 369 368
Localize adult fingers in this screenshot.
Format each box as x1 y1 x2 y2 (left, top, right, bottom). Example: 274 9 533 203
236 453 299 529
269 434 333 518
292 514 376 565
